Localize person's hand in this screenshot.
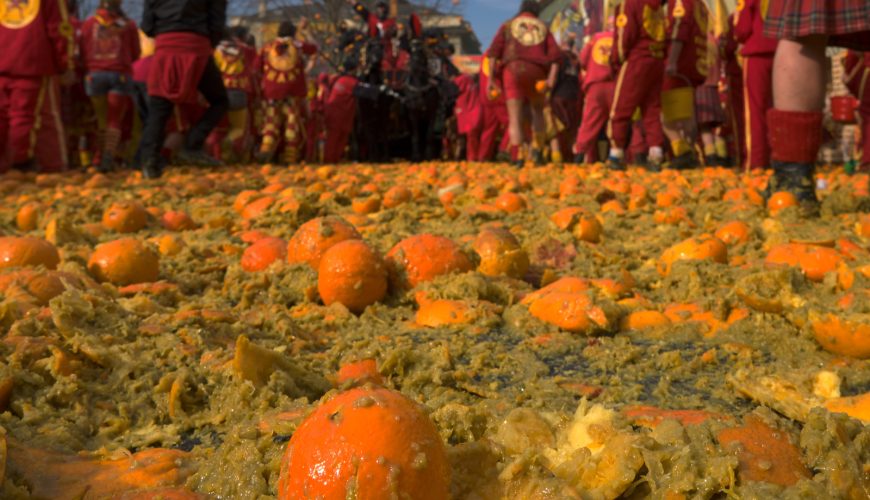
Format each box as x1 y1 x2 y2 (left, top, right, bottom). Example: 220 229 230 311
546 74 557 90
665 61 678 78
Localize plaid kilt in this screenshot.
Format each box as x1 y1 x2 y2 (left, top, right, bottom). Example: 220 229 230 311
695 85 726 127
764 0 870 50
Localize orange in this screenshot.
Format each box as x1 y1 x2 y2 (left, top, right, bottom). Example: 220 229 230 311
767 191 798 215
809 312 870 359
658 235 728 275
352 196 382 215
277 387 449 500
494 192 526 213
102 200 149 233
160 211 198 231
765 243 843 282
714 220 751 245
855 213 870 238
600 199 625 214
336 359 383 387
717 415 810 487
472 228 529 279
386 234 472 290
621 310 671 331
240 196 275 220
0 236 60 270
87 238 160 285
574 215 603 243
318 240 388 314
16 202 41 232
233 190 262 213
526 291 608 333
286 216 361 269
382 186 412 209
241 237 287 272
550 207 585 231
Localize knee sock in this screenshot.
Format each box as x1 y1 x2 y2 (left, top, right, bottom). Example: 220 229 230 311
767 109 823 164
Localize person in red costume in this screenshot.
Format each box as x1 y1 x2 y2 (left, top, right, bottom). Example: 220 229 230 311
0 0 75 173
486 0 560 166
843 50 869 171
733 0 777 170
323 65 359 164
453 72 483 162
208 26 257 163
138 0 228 178
763 0 870 215
661 0 709 169
80 0 140 172
574 27 615 163
477 53 509 162
607 0 667 170
255 20 317 164
719 14 745 168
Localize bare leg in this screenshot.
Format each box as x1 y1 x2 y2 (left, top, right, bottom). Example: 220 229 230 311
506 99 524 147
772 36 828 112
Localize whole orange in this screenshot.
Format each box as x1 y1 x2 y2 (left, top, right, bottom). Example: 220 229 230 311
318 240 387 313
87 238 160 285
277 387 449 500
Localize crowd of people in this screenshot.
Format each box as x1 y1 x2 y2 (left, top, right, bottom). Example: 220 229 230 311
0 0 868 214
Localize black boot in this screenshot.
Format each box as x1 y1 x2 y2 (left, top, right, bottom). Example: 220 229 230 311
530 149 545 166
573 153 585 164
606 156 626 171
668 152 700 170
141 157 164 179
768 161 820 217
177 148 222 167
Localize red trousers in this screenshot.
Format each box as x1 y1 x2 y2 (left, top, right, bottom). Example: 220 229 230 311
0 75 67 172
575 81 614 161
477 103 508 161
743 55 774 169
323 106 355 163
860 97 870 167
608 57 664 151
726 71 746 166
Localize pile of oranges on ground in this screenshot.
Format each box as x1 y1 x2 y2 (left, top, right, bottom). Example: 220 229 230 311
0 163 867 498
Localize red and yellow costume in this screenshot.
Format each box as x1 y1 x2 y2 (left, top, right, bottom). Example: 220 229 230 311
734 0 777 169
79 8 140 168
574 31 615 161
488 12 559 103
257 37 317 163
608 0 666 153
208 39 257 162
844 51 870 168
0 0 75 172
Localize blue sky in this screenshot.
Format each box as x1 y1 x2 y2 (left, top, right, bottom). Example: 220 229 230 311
464 0 521 49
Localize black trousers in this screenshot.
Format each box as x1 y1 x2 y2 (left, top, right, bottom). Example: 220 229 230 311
139 57 228 164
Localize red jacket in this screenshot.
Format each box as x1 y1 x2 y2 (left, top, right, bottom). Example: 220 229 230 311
488 13 560 69
324 74 358 133
257 38 317 101
0 0 75 77
215 39 257 95
843 51 870 101
80 10 140 74
666 0 709 86
454 74 482 134
580 31 614 90
733 0 777 56
613 0 667 64
478 52 505 109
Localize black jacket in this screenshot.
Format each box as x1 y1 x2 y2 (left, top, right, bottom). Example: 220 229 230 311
141 0 227 47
